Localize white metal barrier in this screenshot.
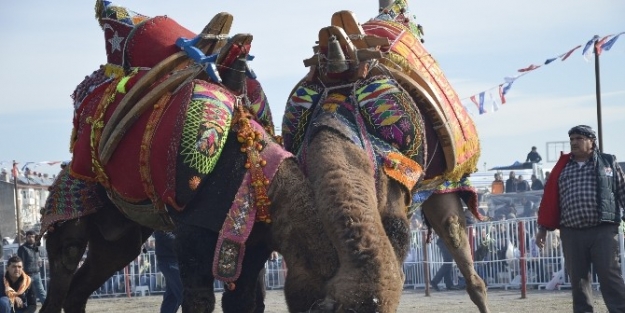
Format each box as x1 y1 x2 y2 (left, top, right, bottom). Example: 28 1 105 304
1 217 623 297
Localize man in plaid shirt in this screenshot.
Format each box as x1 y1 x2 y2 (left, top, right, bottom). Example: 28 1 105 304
536 125 625 313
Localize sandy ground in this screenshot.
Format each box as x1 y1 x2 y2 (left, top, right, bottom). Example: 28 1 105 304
83 288 609 313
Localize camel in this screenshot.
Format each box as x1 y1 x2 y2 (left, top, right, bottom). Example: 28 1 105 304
38 2 334 312
279 6 490 313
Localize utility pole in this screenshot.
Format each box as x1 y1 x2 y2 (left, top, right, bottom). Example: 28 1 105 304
593 38 603 152
13 160 23 245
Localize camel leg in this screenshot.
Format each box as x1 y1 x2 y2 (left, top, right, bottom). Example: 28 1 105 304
305 131 404 313
63 221 152 313
39 219 89 313
377 173 411 270
221 225 272 313
268 159 336 312
422 192 490 313
176 224 218 313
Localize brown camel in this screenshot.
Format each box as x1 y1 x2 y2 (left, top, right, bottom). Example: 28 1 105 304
279 6 490 313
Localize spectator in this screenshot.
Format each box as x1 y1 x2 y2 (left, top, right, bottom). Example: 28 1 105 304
154 231 182 313
430 236 463 291
544 171 551 185
536 125 625 313
496 203 516 220
525 146 542 163
530 174 544 190
505 171 517 193
491 173 504 194
519 197 535 218
515 175 530 192
0 255 36 313
17 231 46 304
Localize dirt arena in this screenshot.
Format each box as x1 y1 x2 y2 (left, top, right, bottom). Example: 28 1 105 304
84 288 608 312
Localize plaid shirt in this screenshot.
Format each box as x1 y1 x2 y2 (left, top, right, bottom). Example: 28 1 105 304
558 152 625 228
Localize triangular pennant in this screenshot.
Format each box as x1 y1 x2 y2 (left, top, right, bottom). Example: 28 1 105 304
489 91 499 112
595 34 612 55
560 44 582 61
582 35 600 61
498 84 507 105
601 32 624 52
544 57 557 65
518 64 541 73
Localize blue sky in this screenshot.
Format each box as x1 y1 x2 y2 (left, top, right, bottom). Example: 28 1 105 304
1 0 624 176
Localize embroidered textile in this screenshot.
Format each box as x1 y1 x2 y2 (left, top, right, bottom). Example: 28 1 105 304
213 122 292 283
40 168 104 235
284 76 425 192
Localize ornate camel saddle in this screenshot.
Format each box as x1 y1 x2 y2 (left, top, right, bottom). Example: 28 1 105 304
43 0 290 285
282 2 482 217
284 5 480 189
65 0 276 231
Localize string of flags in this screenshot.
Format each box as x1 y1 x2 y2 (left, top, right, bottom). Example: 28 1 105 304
460 31 624 116
0 160 65 177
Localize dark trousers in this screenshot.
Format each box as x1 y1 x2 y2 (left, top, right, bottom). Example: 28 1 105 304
431 243 454 288
157 259 183 313
560 224 625 313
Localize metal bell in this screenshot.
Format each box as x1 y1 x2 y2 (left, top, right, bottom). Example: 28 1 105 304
221 57 247 93
326 35 349 73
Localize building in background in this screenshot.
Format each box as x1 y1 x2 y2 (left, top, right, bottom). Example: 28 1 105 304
0 170 54 243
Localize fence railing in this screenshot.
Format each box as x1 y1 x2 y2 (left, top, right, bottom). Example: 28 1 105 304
2 217 623 298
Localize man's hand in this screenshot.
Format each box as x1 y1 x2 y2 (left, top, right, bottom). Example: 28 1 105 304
535 228 547 249
14 297 24 308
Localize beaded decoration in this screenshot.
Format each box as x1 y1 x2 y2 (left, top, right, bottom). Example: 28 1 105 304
233 105 271 223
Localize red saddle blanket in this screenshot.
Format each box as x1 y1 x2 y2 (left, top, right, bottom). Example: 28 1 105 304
70 72 241 211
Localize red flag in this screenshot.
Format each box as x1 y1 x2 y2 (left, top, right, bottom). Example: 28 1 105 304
560 45 582 61
498 84 506 105
595 34 612 55
470 95 479 108
518 64 541 72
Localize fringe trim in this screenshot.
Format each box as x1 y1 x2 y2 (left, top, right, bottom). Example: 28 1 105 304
95 0 105 27
103 63 125 78
443 150 481 182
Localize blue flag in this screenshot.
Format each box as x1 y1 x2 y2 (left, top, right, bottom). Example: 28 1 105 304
601 32 624 52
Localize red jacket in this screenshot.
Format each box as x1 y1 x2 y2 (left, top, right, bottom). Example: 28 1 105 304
537 153 570 229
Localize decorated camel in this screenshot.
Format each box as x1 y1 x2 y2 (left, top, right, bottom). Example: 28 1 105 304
39 1 335 313
280 1 491 312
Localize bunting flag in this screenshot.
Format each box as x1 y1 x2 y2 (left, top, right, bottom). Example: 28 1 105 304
460 32 622 116
20 161 62 171
0 160 64 177
601 32 624 52
489 91 499 112
560 45 582 61
582 35 600 61
595 34 612 55
518 64 541 72
498 84 507 104
544 57 557 65
469 93 487 114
